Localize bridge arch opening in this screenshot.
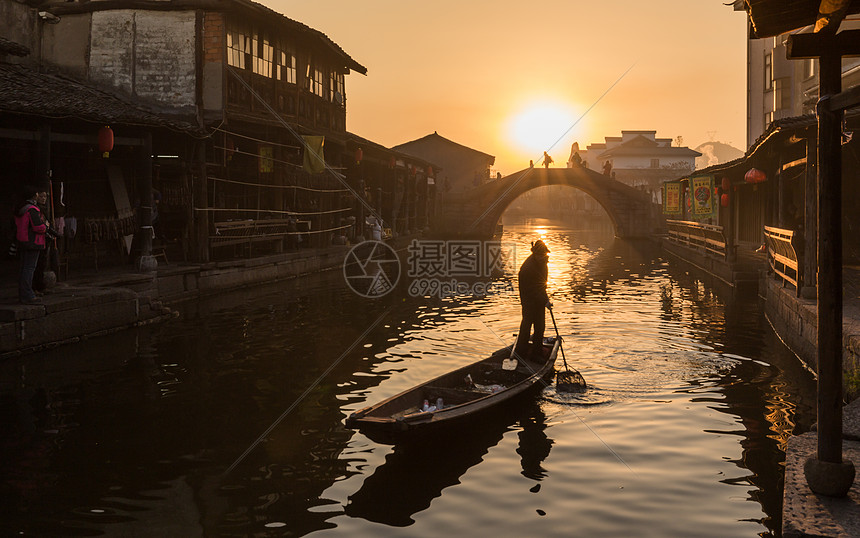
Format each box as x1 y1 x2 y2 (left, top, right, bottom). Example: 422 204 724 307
440 167 659 239
499 184 614 233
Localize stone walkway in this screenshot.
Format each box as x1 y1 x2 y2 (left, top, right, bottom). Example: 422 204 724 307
0 264 169 357
777 265 860 537
783 398 860 538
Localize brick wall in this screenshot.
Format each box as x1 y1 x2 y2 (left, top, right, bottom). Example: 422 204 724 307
204 12 224 64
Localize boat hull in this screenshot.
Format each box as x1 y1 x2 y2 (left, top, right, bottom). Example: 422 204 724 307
346 338 559 442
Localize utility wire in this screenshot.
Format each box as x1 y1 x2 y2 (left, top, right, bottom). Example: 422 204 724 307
227 68 383 224
223 306 393 477
468 62 637 231
208 174 349 193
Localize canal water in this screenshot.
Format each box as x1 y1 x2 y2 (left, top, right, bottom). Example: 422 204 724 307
0 220 816 537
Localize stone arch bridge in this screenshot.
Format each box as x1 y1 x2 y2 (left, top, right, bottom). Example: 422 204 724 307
435 166 664 238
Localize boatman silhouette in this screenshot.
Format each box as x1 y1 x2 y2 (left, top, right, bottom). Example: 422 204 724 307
515 239 551 361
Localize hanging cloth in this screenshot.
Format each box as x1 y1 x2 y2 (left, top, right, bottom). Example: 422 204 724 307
302 136 325 174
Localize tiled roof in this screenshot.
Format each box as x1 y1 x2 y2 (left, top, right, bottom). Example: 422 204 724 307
346 131 442 170
393 132 495 163
0 37 29 57
0 63 202 134
670 109 860 181
238 0 367 75
598 145 702 158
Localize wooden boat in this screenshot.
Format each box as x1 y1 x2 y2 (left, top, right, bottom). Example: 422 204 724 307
345 337 560 441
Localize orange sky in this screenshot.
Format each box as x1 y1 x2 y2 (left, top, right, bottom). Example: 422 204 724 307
275 1 747 175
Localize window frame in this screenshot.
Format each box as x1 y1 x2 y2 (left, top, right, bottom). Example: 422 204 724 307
276 43 297 84
226 26 249 70
764 52 773 91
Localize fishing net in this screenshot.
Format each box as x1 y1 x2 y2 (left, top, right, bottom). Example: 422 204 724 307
556 369 587 393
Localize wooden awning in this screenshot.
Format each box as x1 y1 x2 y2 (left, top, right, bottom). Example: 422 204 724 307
741 0 860 38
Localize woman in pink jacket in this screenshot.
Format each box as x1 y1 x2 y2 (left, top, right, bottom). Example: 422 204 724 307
15 185 46 304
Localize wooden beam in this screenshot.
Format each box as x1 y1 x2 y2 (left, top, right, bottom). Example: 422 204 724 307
0 127 144 145
827 84 860 112
782 156 808 171
786 29 860 59
816 50 844 466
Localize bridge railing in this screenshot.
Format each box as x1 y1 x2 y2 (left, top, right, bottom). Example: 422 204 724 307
666 220 728 259
763 226 803 296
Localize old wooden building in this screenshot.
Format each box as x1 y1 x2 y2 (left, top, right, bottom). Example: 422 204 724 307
1 0 438 267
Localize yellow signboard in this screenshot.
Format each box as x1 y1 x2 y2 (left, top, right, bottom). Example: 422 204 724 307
663 181 682 215
691 175 716 219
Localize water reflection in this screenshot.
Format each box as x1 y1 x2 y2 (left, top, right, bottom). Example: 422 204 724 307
346 399 551 526
0 223 816 537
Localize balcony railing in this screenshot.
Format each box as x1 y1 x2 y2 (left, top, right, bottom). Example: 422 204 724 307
666 220 728 259
763 226 803 296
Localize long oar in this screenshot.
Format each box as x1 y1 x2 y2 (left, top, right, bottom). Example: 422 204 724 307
548 305 586 392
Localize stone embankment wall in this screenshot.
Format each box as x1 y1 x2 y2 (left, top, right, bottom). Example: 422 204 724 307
764 277 860 402
0 246 353 357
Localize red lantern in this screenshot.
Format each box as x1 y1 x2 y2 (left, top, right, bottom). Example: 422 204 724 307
721 176 730 192
355 147 363 164
744 168 766 183
98 125 114 157
428 166 434 177
721 193 729 207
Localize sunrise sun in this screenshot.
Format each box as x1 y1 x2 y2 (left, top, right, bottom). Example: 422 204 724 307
506 99 583 157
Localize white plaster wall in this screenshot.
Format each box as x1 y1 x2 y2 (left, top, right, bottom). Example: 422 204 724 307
89 10 134 94
133 11 195 107
613 155 652 169
89 10 196 109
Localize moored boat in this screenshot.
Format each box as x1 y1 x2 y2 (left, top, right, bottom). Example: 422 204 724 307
345 337 559 441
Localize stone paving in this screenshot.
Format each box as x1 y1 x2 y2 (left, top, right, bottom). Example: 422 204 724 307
780 266 860 537
0 265 169 357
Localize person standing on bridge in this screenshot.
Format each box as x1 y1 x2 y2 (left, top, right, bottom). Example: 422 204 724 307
515 239 552 361
543 152 553 168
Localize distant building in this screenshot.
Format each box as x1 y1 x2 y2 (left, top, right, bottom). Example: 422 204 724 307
569 130 701 202
393 132 495 195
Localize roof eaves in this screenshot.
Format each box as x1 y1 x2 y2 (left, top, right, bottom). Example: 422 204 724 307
0 37 30 57
394 132 495 162
229 0 368 75
41 0 367 74
0 63 203 136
